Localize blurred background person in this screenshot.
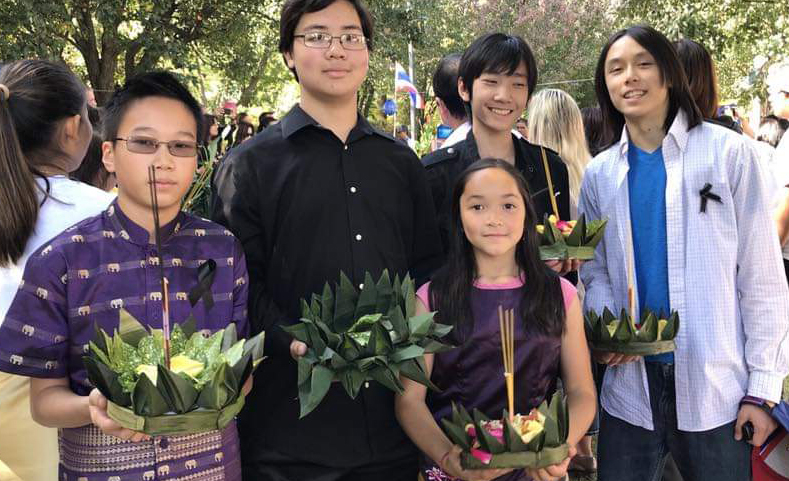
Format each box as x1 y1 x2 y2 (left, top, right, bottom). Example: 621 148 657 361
0 59 115 481
515 117 528 139
431 53 469 148
581 106 607 157
527 88 590 218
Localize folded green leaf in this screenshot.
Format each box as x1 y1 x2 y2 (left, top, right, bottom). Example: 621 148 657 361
132 374 169 416
300 364 333 418
157 365 199 414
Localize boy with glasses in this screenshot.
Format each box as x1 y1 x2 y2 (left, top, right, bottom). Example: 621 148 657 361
0 71 250 480
211 0 441 480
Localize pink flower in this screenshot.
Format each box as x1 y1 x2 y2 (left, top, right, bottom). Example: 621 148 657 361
556 220 572 230
470 447 493 464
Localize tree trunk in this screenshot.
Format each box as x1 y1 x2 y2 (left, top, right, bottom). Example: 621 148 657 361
239 52 272 107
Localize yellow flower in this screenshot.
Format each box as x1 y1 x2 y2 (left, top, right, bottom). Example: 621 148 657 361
657 319 668 341
135 364 158 385
170 354 205 379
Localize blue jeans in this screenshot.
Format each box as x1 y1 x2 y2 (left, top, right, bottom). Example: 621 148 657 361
598 362 751 481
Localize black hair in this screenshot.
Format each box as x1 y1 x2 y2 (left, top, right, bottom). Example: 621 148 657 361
102 71 203 145
200 114 218 147
757 115 788 148
674 38 718 119
257 112 276 133
516 118 527 125
279 0 374 81
580 106 607 157
233 121 255 147
432 53 466 120
0 59 88 267
594 25 702 149
458 33 538 115
71 132 114 191
429 158 565 342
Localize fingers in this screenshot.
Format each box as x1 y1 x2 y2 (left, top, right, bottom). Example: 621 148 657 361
545 260 563 273
733 408 746 441
289 340 307 360
592 350 614 364
242 375 254 396
88 389 151 442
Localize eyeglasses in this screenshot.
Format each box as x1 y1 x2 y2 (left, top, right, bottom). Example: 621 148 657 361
114 136 198 157
293 31 367 50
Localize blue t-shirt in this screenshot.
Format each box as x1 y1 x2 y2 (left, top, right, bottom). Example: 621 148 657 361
628 143 673 363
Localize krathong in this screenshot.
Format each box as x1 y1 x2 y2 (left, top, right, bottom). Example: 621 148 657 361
536 213 607 260
584 307 679 356
281 270 454 418
439 307 570 469
84 310 265 436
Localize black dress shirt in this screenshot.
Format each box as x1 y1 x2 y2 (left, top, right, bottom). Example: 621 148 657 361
421 130 571 255
211 105 441 468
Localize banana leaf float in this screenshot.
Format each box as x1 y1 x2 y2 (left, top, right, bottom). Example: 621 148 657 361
83 309 265 436
584 307 679 356
440 391 569 469
537 213 607 260
281 270 454 418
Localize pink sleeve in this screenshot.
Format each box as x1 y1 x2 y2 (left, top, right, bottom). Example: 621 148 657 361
416 281 432 311
559 277 578 311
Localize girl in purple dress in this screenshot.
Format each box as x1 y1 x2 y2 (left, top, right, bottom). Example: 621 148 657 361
395 158 596 481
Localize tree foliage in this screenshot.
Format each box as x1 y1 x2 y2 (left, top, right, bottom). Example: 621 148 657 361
617 0 789 105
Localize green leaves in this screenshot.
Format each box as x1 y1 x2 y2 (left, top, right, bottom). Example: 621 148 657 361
282 270 454 418
584 307 679 356
440 392 569 469
538 213 609 260
83 309 266 429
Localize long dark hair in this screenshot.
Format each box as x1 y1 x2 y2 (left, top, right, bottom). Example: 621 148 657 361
674 38 718 119
0 59 87 267
594 25 702 149
429 158 566 341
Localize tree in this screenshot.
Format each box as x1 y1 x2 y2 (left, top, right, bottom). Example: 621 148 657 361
0 0 279 105
471 0 611 108
616 0 789 106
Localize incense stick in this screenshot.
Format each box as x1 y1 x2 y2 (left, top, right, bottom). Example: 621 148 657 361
540 147 560 220
626 230 635 319
148 166 171 369
499 305 515 421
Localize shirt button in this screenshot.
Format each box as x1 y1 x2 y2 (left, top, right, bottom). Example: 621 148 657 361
359 283 364 290
355 234 362 241
349 186 357 193
344 145 349 150
447 148 454 154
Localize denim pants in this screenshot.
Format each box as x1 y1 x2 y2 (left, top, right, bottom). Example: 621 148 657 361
598 362 751 481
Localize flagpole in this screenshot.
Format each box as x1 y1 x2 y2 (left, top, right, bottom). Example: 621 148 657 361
408 41 416 144
406 0 416 143
393 61 398 136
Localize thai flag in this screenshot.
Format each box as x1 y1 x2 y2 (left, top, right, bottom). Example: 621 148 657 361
395 62 424 109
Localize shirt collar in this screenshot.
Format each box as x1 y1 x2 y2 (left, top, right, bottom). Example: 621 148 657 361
617 108 691 157
463 130 533 179
106 198 185 247
280 104 376 140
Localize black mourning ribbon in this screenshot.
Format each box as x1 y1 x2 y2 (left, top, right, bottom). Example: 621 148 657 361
188 259 216 309
699 183 722 213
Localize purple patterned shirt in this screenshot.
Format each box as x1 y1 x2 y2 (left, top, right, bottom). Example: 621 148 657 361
0 200 249 481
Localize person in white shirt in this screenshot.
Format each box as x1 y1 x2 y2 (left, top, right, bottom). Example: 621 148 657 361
0 59 115 481
579 25 789 481
766 62 789 281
